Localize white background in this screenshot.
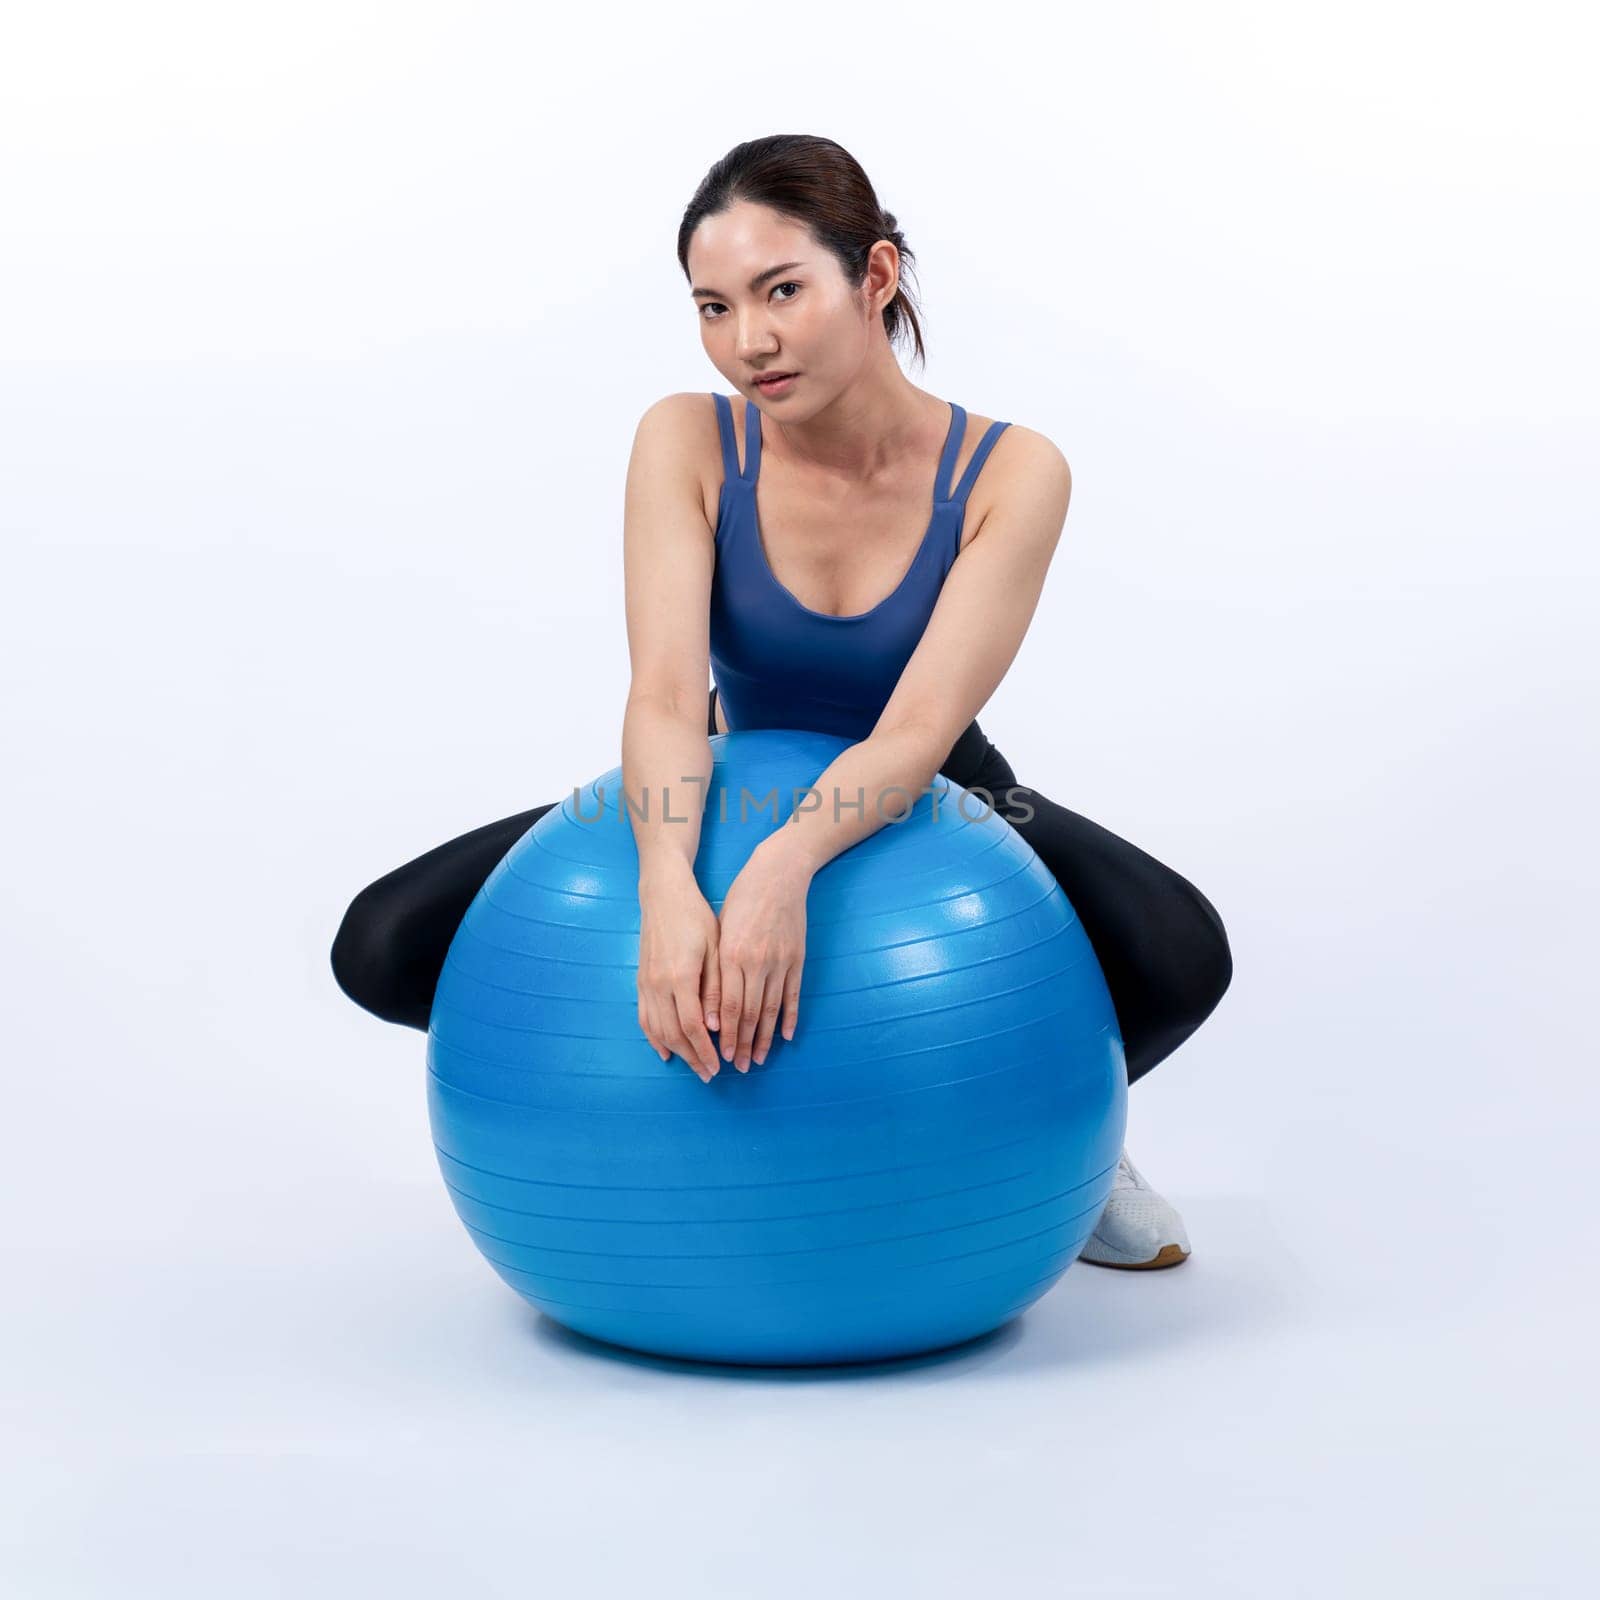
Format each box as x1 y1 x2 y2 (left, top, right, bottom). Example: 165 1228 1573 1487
3 2 1595 1594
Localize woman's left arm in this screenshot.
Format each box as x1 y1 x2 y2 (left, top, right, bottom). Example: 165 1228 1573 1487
715 427 1072 1072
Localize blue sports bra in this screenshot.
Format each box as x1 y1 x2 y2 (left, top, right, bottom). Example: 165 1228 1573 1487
708 392 1011 741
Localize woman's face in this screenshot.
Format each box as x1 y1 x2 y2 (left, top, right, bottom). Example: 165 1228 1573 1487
687 201 888 415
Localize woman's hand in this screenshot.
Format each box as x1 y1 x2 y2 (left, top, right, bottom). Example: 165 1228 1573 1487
715 842 811 1072
636 860 723 1083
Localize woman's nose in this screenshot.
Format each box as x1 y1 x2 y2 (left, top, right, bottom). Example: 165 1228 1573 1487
737 322 778 362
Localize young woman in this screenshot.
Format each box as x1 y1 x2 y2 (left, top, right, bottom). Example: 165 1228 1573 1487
331 134 1233 1271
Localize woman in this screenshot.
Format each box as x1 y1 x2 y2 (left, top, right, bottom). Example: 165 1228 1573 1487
331 134 1233 1271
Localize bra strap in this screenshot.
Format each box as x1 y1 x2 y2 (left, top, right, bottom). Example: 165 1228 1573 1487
743 398 762 480
712 391 763 483
933 402 968 504
951 420 1012 505
711 392 741 482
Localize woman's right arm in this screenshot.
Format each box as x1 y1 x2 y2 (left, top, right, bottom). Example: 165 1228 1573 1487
620 394 724 1083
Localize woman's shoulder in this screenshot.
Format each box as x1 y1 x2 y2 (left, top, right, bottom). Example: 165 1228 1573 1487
962 413 1072 528
630 391 730 531
634 390 739 461
974 411 1070 478
944 411 1072 560
633 389 725 436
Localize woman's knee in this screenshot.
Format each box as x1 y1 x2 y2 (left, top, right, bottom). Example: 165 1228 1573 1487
1090 866 1232 1049
330 880 433 1031
1118 878 1232 1082
1152 875 1234 1033
329 806 549 1031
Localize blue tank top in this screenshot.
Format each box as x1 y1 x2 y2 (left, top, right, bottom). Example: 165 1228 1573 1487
708 392 1011 741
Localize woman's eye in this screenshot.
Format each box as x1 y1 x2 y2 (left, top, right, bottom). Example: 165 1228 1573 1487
700 283 799 320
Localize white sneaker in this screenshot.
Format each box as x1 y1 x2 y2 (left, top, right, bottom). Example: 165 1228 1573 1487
1079 1150 1192 1270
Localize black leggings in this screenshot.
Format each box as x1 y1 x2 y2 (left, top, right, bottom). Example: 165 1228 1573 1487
331 691 1233 1085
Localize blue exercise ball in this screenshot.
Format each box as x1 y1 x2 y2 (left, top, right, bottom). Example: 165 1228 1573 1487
427 727 1126 1366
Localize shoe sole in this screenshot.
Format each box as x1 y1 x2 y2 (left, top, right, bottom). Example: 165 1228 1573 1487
1080 1243 1191 1271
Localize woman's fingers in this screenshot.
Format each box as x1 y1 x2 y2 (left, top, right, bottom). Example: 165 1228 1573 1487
643 979 713 1081
754 960 800 1062
674 979 720 1080
718 964 744 1064
751 971 785 1067
644 963 797 1080
657 1001 706 1084
779 963 802 1044
701 942 722 1035
642 971 703 1080
640 993 669 1063
643 931 800 1081
734 969 768 1074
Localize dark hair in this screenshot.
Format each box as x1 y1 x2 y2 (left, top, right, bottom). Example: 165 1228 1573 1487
677 134 926 369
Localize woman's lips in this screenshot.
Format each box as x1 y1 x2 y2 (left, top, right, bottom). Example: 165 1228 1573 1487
754 373 798 395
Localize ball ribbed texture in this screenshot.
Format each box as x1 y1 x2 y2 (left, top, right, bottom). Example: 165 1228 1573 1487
427 728 1126 1365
